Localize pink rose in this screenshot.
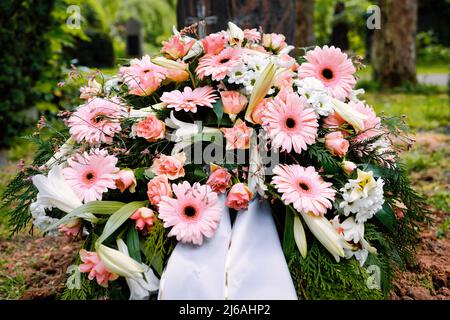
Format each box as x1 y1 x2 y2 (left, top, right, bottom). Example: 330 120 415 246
161 35 195 60
262 33 287 52
225 183 253 211
58 219 82 237
201 33 227 55
221 119 253 150
220 91 248 117
150 152 186 180
115 169 137 193
130 207 156 231
206 165 231 193
342 161 357 174
135 115 165 142
147 175 173 206
79 250 118 288
325 131 349 157
251 98 272 124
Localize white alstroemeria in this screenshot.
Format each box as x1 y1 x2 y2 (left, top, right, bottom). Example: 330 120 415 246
97 244 145 280
344 237 377 267
330 97 368 132
339 170 385 223
44 137 75 169
295 77 334 116
245 61 278 122
228 22 244 46
300 211 353 262
116 239 159 300
293 215 307 258
32 165 82 214
331 216 364 243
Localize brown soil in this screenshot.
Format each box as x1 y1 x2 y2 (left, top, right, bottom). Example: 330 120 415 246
389 132 450 300
0 235 81 299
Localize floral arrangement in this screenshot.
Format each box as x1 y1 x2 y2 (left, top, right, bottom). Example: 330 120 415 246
2 22 427 300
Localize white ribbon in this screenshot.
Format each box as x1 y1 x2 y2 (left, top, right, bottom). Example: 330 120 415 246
158 196 297 300
158 195 232 300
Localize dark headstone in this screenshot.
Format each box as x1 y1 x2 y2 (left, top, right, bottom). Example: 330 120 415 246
177 0 296 44
126 18 142 57
329 2 349 51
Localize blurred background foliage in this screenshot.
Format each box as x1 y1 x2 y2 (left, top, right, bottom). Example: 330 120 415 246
0 0 448 154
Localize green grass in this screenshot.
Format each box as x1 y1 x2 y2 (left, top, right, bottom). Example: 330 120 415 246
364 93 449 130
357 62 448 81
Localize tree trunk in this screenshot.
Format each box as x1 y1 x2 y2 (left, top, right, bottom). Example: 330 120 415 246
372 0 417 87
295 0 315 48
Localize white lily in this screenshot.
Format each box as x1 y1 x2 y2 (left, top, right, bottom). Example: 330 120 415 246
293 215 307 258
165 111 222 154
97 244 144 280
245 61 278 122
32 165 82 213
330 97 368 132
44 137 75 169
183 39 204 61
228 21 244 46
116 239 160 300
300 211 353 262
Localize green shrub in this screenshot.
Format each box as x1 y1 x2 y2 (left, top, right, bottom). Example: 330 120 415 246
0 0 56 149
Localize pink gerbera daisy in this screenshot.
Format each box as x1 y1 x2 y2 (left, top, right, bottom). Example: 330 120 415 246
262 93 318 154
272 164 336 216
158 181 222 245
68 98 124 145
63 149 120 203
298 46 356 99
160 86 218 112
195 47 242 81
119 55 168 96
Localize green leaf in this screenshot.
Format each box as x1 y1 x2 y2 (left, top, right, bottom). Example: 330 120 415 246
212 99 223 125
96 201 148 248
283 207 296 258
375 203 397 232
45 201 125 232
126 226 141 263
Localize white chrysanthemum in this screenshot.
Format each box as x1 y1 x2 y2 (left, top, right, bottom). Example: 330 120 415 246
242 70 258 94
294 77 334 116
228 62 248 84
339 170 385 223
245 55 269 72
